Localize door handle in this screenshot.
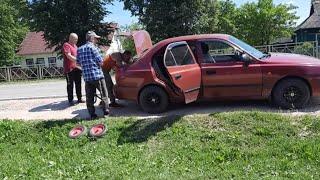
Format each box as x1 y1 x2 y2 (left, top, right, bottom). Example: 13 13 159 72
175 74 182 80
206 70 216 75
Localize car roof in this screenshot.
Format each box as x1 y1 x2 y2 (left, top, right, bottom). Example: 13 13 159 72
139 34 231 62
153 34 231 48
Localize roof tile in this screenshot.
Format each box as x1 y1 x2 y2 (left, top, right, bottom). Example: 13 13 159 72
16 32 55 56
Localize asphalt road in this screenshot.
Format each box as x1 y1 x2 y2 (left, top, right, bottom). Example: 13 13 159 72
0 80 74 100
0 77 116 101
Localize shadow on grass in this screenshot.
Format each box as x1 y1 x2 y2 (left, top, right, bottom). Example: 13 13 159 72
35 118 85 129
117 115 182 144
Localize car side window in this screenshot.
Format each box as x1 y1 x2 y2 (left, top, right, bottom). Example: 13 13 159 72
201 41 238 63
165 43 195 66
164 51 176 66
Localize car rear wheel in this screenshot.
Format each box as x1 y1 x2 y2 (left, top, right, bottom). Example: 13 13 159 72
272 78 310 109
139 86 169 114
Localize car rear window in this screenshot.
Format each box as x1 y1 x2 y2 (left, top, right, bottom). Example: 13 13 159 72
165 44 194 66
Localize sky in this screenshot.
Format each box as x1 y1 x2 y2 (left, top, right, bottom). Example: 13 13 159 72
104 0 311 27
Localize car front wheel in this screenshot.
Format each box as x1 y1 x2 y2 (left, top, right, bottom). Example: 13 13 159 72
272 78 310 109
139 86 169 114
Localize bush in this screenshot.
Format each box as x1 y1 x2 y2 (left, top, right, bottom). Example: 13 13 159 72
293 42 315 57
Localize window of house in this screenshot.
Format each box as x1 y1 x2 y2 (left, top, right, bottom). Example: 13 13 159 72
26 59 34 67
36 58 45 66
48 57 57 67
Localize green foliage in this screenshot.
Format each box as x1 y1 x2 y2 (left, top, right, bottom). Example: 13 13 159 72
236 0 298 45
0 0 29 66
122 39 136 56
193 0 219 33
121 22 144 32
1 112 320 178
199 0 298 45
293 42 315 57
120 23 144 56
122 0 204 42
216 0 238 35
28 0 114 49
122 0 298 46
194 0 238 35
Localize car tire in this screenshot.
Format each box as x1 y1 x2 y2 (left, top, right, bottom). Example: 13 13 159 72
139 86 169 114
272 78 310 109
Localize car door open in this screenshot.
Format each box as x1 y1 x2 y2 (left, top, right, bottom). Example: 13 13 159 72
164 41 201 104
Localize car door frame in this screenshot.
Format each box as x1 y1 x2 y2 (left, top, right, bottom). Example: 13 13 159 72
163 41 202 104
197 38 263 99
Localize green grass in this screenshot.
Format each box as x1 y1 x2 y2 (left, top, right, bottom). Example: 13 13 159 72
1 112 320 179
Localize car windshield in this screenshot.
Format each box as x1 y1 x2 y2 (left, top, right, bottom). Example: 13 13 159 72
229 36 266 59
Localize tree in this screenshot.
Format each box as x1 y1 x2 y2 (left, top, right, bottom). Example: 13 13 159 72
0 0 29 66
122 0 297 46
120 22 144 56
122 0 204 42
236 0 298 45
28 0 114 49
194 0 220 34
216 0 238 35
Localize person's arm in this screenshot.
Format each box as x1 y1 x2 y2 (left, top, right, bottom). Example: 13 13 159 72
64 44 81 69
67 52 82 69
63 44 76 62
76 49 81 66
66 53 77 62
92 46 103 66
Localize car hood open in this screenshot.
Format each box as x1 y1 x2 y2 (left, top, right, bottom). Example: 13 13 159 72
120 30 153 57
265 53 320 65
132 30 153 57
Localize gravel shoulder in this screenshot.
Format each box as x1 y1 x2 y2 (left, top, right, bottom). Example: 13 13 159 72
0 97 319 121
1 79 319 121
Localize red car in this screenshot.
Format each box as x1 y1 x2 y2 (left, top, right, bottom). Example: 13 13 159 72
114 31 320 113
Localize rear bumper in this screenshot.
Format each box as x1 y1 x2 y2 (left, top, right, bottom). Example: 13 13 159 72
114 84 140 101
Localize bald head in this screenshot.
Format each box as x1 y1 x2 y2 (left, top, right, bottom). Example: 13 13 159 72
69 33 78 45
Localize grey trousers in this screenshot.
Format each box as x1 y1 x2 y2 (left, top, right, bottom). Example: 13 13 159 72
85 78 109 116
103 70 116 103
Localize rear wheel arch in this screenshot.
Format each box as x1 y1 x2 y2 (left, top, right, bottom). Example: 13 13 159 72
271 76 312 97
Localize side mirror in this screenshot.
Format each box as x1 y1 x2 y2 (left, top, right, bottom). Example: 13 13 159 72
241 53 251 66
241 53 251 62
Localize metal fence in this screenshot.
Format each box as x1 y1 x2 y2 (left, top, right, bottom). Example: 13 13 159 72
0 64 64 82
255 41 319 58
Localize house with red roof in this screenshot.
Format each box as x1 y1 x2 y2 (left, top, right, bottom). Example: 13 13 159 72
16 30 116 68
16 31 62 68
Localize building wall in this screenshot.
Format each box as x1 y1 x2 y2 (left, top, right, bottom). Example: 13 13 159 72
19 53 63 68
295 29 320 43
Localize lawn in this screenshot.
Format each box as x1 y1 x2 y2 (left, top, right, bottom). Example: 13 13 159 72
0 112 319 179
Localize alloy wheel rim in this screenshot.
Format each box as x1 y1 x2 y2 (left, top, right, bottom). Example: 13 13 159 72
146 93 161 106
283 86 302 104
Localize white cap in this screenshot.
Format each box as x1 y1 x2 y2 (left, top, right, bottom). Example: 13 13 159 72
86 31 101 39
